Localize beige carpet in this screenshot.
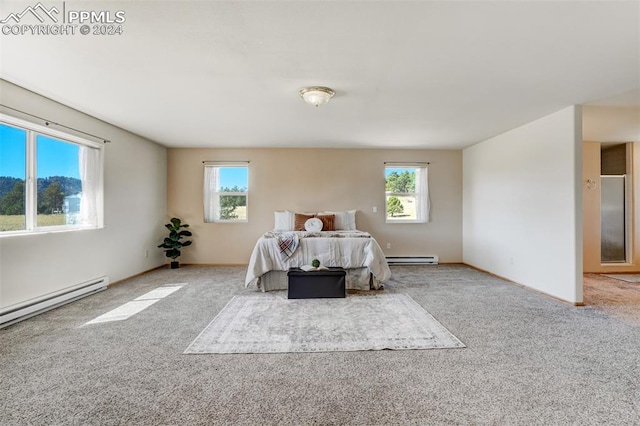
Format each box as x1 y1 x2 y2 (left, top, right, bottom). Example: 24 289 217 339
4 265 640 425
184 293 465 354
584 273 640 325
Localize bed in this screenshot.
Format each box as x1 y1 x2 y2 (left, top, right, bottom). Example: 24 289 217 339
245 210 391 291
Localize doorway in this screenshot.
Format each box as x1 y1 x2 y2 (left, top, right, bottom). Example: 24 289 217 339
600 143 632 263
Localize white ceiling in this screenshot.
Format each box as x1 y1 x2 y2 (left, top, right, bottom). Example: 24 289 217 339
1 1 638 149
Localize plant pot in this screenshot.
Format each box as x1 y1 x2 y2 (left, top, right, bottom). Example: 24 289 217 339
170 261 179 269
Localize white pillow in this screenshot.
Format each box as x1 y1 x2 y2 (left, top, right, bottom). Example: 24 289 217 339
320 210 356 230
304 217 323 232
274 211 294 231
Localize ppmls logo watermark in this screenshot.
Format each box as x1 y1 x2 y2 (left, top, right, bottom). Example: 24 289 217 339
1 2 126 36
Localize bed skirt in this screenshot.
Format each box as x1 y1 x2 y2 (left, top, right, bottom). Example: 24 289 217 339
256 268 381 292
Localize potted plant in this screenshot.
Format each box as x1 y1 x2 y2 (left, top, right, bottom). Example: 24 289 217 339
158 217 192 269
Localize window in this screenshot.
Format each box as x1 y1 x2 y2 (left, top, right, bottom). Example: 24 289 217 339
204 163 248 222
0 114 103 234
385 164 429 223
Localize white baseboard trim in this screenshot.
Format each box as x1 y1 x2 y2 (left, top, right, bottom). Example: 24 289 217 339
0 277 108 328
386 256 439 265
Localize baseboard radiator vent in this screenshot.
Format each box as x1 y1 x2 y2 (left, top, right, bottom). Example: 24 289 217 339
386 256 439 265
0 277 108 329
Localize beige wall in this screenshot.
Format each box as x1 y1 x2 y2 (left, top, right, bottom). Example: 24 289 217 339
583 141 640 272
168 148 462 265
583 106 640 142
583 141 602 271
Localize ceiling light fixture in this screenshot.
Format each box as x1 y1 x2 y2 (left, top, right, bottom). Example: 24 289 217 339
299 86 335 107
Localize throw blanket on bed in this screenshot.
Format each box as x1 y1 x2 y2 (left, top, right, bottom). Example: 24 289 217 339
245 230 391 287
276 232 299 261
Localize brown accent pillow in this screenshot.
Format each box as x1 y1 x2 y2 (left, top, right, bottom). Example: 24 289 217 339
294 213 315 231
315 214 335 231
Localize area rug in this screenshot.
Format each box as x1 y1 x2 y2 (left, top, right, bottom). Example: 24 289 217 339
602 274 640 283
184 293 465 354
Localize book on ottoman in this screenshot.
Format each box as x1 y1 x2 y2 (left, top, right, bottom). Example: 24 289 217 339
287 268 346 299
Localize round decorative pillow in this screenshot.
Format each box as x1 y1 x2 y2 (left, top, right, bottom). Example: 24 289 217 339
304 217 323 232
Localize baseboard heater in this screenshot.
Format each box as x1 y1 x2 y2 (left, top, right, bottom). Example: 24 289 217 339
386 256 439 265
0 276 108 329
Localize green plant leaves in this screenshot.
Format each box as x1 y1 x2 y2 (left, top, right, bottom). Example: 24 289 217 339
159 217 192 260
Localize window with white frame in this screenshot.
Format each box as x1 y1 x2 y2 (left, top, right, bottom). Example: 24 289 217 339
385 163 429 223
0 114 104 234
203 163 248 222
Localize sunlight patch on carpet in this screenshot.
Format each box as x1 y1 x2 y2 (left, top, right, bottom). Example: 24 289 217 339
84 284 185 325
602 274 640 283
135 285 184 300
184 293 465 354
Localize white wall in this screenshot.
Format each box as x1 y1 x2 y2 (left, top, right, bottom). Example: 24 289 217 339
0 80 167 309
463 106 583 304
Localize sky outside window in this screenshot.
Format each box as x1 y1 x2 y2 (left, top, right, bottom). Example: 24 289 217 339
36 135 80 179
0 123 26 178
217 167 248 191
0 127 80 179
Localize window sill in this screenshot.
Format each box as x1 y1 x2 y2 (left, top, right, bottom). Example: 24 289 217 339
207 220 248 224
0 226 102 238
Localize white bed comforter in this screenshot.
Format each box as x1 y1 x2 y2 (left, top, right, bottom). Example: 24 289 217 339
245 230 391 287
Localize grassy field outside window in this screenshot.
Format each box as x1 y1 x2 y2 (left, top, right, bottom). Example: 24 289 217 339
0 214 67 232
